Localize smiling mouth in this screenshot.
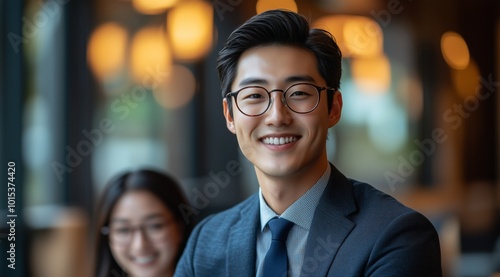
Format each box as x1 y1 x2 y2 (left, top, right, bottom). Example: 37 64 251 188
261 136 299 145
132 255 157 265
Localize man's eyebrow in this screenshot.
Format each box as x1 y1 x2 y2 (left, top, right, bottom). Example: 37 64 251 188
238 78 268 87
284 75 316 84
238 75 317 87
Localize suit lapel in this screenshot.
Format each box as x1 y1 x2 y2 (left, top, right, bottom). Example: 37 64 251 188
227 195 259 277
301 164 357 276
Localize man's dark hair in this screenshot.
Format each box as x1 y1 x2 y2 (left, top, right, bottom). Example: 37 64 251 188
217 9 342 115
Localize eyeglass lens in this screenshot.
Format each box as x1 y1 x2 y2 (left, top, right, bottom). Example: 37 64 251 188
234 83 320 116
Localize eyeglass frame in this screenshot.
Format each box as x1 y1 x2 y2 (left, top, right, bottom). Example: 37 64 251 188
101 220 172 246
225 82 337 117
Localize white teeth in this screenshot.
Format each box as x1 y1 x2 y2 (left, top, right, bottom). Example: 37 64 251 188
134 255 155 264
263 136 297 145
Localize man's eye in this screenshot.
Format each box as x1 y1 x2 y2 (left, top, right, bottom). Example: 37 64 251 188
241 92 267 102
289 91 311 98
248 94 264 99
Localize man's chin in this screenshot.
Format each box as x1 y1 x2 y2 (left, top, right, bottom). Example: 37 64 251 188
255 164 296 179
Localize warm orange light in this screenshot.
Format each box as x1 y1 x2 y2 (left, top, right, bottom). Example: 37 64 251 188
343 16 383 57
451 59 480 98
130 26 172 85
313 15 349 56
441 31 470 70
256 0 298 14
153 65 196 109
167 1 213 61
87 22 128 81
351 55 391 94
132 0 178 15
313 15 382 58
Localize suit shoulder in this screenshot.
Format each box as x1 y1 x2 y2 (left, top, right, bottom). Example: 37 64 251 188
347 182 442 275
181 193 258 262
349 180 432 224
194 193 258 231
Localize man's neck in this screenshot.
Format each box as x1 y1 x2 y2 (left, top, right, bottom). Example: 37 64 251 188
256 161 329 214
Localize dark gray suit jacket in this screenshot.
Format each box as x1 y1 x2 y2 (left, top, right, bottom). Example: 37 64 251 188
175 164 442 276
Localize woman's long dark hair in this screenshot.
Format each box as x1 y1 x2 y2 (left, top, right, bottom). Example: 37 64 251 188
93 169 192 277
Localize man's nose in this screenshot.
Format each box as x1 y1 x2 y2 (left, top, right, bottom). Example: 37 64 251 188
265 92 292 126
269 90 287 110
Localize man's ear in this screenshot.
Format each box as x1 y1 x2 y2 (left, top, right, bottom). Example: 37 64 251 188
223 98 236 134
328 91 343 127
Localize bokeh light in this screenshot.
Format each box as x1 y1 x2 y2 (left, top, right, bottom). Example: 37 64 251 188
351 55 391 94
167 1 213 61
153 65 196 109
132 0 178 15
313 15 351 57
256 0 298 14
313 15 383 58
130 26 172 85
451 59 480 98
343 16 383 57
87 22 128 81
441 31 470 70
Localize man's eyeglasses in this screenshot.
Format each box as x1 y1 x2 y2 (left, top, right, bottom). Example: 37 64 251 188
102 221 171 246
225 82 336 117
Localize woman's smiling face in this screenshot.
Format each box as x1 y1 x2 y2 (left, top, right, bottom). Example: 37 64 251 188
108 190 183 277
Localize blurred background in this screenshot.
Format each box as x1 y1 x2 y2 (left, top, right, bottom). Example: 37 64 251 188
0 0 499 276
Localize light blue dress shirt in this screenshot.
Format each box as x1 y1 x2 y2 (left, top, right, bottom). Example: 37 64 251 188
256 166 331 277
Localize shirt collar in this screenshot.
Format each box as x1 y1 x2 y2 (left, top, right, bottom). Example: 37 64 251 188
259 165 330 231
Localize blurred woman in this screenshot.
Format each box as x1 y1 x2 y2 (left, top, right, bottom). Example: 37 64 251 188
94 169 192 277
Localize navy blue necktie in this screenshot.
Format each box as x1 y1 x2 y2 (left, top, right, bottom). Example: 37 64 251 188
263 218 294 277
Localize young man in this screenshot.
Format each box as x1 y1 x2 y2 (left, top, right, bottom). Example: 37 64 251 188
175 10 442 277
